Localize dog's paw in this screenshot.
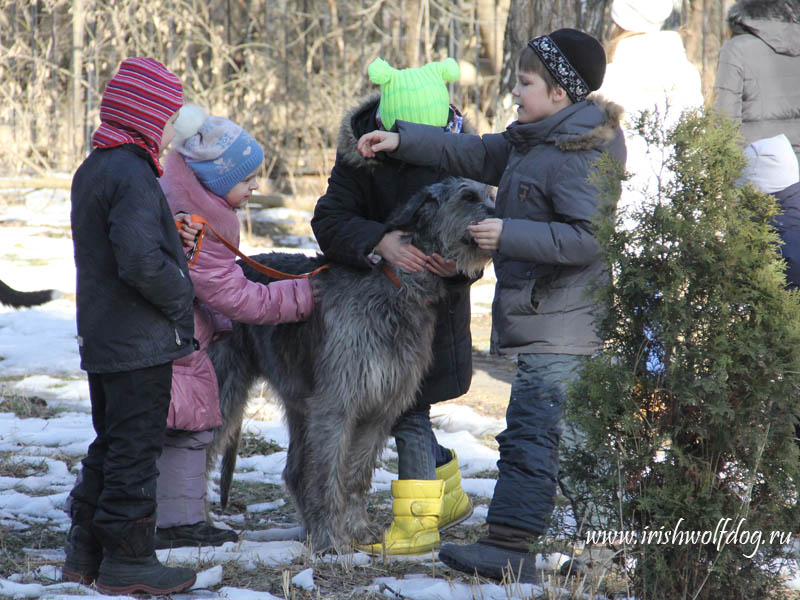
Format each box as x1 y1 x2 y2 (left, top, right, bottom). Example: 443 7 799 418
350 521 382 546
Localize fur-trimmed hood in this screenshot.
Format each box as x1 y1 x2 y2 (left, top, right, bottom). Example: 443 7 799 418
336 93 475 169
728 0 800 55
503 94 624 154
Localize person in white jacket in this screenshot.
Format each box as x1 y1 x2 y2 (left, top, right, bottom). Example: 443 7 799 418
598 0 704 232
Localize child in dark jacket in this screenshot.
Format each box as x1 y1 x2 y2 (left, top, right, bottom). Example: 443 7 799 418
64 58 197 595
311 57 474 555
741 134 800 450
359 29 626 581
155 106 313 549
742 134 800 288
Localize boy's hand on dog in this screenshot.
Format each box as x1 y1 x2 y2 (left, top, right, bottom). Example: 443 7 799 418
376 230 427 272
175 213 203 248
425 253 457 277
468 218 503 251
357 131 400 157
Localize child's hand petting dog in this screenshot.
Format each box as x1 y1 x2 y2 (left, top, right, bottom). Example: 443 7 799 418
375 230 427 272
425 253 457 277
358 130 400 157
468 218 503 251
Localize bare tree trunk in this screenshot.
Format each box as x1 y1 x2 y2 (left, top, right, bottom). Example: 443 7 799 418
501 0 573 94
500 0 610 94
477 0 509 75
685 0 735 102
404 0 421 67
71 0 85 161
327 0 345 61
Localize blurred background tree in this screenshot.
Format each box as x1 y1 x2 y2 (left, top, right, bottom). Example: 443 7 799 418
1 0 733 200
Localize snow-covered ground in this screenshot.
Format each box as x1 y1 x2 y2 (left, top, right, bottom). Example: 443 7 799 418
0 186 561 600
2 186 798 599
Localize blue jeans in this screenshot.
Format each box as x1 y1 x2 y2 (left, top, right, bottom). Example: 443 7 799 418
391 406 452 480
487 353 584 535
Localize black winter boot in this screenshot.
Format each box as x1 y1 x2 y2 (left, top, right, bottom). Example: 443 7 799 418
62 502 102 584
438 523 540 583
95 517 196 596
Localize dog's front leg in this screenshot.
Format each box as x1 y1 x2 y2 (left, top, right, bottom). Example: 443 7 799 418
300 397 357 554
340 415 396 545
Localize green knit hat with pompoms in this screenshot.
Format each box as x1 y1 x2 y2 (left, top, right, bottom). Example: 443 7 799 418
368 57 460 131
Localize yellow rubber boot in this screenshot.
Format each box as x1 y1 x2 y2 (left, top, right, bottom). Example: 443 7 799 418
436 450 473 531
359 479 445 556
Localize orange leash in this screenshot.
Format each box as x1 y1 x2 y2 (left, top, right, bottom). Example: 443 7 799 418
176 214 329 280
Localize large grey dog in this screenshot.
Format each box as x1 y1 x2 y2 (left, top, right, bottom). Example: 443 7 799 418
207 178 493 552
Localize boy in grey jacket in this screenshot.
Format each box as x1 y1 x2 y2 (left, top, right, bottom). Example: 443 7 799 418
358 28 626 581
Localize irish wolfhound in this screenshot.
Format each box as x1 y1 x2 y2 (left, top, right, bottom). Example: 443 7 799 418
208 178 493 552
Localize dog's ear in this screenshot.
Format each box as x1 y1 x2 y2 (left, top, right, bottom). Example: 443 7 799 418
385 188 439 231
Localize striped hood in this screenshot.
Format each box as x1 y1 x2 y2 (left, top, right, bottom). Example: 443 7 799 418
91 57 183 176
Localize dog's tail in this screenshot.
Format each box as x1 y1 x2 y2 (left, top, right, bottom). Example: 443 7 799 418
218 424 241 509
0 279 62 308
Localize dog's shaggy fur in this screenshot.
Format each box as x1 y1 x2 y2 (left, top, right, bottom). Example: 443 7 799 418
207 178 493 552
0 279 60 308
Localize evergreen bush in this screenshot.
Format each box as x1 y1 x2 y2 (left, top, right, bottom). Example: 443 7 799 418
563 108 800 599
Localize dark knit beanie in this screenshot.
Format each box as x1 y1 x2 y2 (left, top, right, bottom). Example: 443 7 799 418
528 28 606 103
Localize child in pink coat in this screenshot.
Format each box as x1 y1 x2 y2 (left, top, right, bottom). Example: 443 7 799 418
156 106 313 548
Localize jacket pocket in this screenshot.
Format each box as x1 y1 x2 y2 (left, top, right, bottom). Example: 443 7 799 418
506 279 537 316
507 173 549 220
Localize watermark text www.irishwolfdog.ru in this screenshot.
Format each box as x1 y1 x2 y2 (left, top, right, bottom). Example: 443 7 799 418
585 518 794 558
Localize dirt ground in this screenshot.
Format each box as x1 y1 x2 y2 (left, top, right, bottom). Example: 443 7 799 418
445 313 516 422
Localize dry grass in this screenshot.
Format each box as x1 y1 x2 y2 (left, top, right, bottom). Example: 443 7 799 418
0 391 60 420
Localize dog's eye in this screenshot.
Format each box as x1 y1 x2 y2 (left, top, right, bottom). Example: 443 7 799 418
461 189 480 203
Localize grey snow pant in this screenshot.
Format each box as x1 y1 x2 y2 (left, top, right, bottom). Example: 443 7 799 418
155 429 214 528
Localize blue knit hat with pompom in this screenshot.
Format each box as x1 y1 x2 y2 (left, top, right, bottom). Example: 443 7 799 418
173 105 264 198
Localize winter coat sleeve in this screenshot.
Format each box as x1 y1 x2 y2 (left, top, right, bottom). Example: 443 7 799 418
190 235 313 325
498 153 602 265
107 172 194 322
312 158 390 268
392 121 511 186
713 40 744 121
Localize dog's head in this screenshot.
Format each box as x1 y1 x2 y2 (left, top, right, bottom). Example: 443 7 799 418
386 178 494 279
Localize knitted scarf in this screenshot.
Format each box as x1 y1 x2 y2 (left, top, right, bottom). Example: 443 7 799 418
91 57 183 176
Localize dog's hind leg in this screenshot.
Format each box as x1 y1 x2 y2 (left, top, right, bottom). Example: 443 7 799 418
280 400 309 530
207 324 261 511
218 424 241 509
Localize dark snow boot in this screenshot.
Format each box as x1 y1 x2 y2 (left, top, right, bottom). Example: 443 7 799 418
95 517 196 596
439 541 539 583
438 524 540 583
155 521 239 549
62 502 102 584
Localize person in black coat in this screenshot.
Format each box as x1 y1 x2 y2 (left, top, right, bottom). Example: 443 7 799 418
311 57 476 555
63 58 196 595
